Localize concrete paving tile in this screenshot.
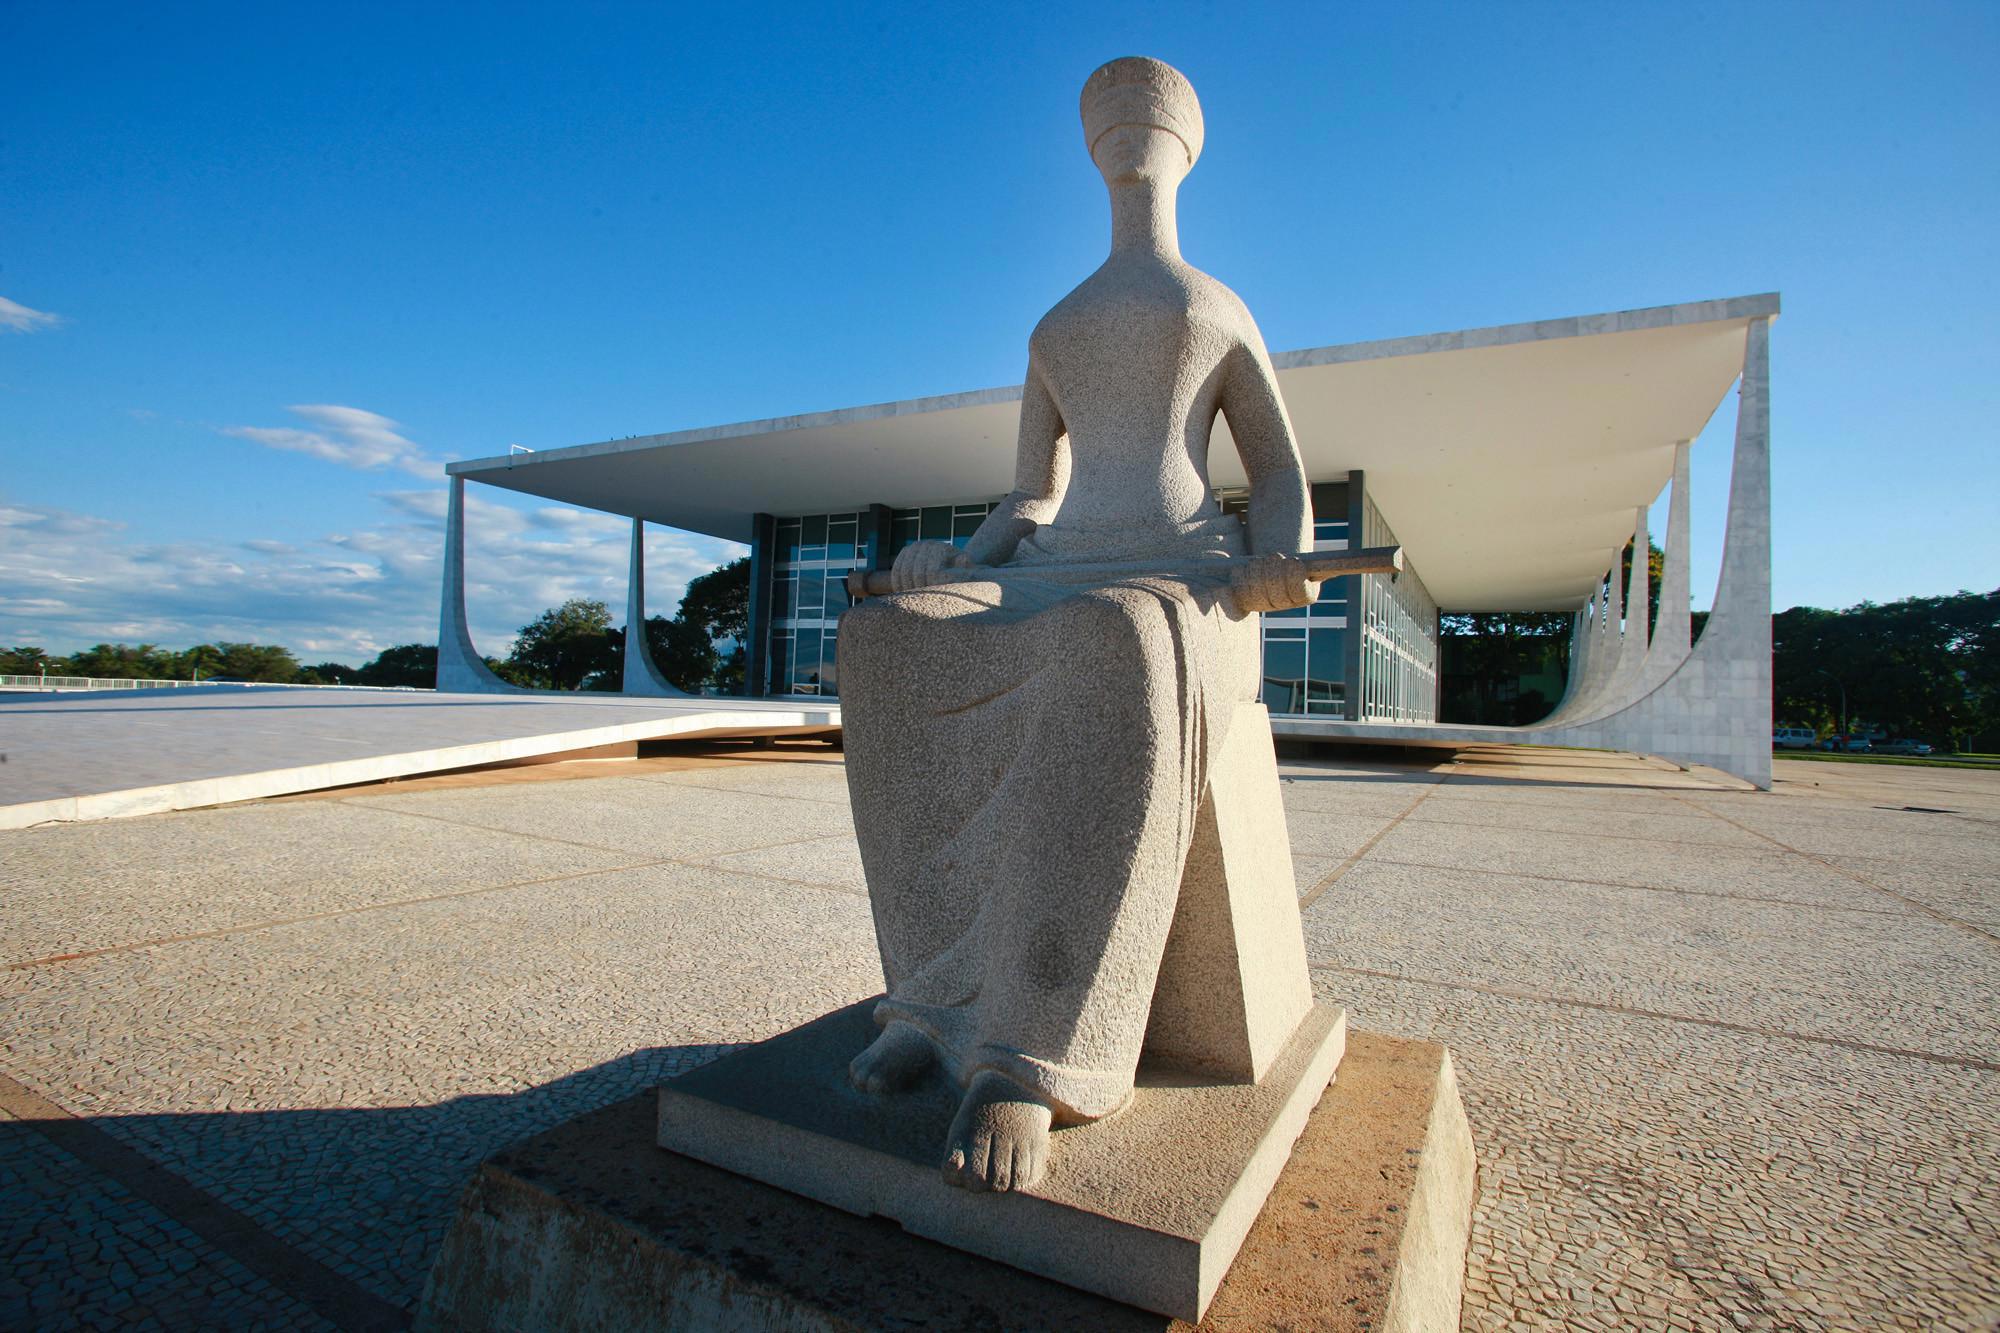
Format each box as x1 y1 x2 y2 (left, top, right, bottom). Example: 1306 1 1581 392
1408 795 1769 848
0 1116 331 1329
1302 860 1999 1063
1421 780 1694 815
343 775 854 858
1365 819 1895 912
701 834 868 895
630 761 854 806
1274 778 1434 817
1285 808 1399 861
1820 856 2000 928
0 859 882 1310
1310 969 2000 1333
0 800 636 966
1290 855 1343 896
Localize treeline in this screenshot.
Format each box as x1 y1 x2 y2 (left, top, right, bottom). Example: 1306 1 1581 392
1774 590 1998 749
0 640 381 686
3 557 752 695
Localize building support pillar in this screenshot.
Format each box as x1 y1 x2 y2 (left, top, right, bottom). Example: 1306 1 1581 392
742 513 776 698
1635 441 1693 695
1572 505 1650 724
1545 317 1774 787
623 518 688 697
436 476 520 694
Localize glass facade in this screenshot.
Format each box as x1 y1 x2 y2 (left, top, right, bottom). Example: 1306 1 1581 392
765 511 868 697
1356 494 1439 722
1255 515 1353 716
754 489 1437 722
761 503 997 698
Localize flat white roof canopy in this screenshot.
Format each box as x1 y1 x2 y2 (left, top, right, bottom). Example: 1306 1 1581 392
452 294 1777 612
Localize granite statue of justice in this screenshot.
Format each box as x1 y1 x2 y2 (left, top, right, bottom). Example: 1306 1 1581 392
837 56 1389 1196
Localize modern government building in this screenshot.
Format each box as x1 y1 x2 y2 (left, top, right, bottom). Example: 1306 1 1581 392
438 293 1778 786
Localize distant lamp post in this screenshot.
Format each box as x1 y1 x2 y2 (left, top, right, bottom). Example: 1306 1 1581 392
1811 668 1848 740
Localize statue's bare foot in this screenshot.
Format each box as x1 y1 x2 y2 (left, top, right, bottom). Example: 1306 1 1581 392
941 1070 1053 1193
848 1022 936 1095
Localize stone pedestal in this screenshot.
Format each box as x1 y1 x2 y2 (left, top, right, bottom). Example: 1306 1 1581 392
655 999 1344 1321
417 1030 1474 1332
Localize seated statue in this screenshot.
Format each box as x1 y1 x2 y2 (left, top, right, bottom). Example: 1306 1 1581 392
839 56 1318 1194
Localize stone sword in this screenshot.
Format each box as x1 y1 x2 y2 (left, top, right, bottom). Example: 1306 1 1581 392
846 544 1404 611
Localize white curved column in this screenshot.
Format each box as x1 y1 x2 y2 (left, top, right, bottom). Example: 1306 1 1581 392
1563 542 1627 721
1569 504 1651 724
1544 607 1588 719
623 518 690 697
1551 317 1774 786
1539 589 1597 725
1635 441 1693 695
436 476 521 693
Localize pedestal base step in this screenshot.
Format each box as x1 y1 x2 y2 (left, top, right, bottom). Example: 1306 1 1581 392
416 1023 1474 1331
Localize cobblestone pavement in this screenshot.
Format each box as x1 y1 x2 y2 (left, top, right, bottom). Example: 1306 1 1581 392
2 745 1995 1329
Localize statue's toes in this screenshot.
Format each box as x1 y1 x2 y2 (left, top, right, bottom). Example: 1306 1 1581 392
1010 1139 1047 1193
988 1144 1015 1193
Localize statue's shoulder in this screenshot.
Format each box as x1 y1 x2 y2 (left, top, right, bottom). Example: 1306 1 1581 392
1175 263 1260 334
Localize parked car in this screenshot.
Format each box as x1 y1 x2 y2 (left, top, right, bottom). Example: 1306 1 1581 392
1874 738 1934 756
1820 736 1872 753
1773 726 1817 750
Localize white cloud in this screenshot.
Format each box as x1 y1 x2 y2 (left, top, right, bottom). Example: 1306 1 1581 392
0 491 746 667
0 296 63 333
225 404 441 477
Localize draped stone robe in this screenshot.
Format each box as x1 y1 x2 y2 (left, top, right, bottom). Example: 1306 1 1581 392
839 513 1261 1123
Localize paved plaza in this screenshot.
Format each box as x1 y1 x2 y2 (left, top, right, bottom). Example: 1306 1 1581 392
2 744 1996 1329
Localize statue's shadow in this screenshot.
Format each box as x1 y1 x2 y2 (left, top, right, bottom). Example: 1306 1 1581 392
5 1038 1179 1329
2 1043 735 1322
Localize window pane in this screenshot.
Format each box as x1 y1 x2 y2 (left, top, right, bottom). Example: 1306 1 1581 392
827 518 857 562
800 514 827 545
771 574 795 620
1307 626 1346 713
823 570 850 615
920 506 951 540
792 630 822 693
953 509 985 539
768 633 791 695
1262 637 1306 715
820 634 839 696
777 519 802 564
797 571 824 619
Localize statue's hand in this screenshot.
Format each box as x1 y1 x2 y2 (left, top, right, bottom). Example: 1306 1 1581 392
1232 553 1318 614
891 541 974 593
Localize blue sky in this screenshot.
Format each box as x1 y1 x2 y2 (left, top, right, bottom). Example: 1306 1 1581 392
3 1 1994 664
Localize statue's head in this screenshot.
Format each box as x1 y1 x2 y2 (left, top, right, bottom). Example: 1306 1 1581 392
1080 56 1203 187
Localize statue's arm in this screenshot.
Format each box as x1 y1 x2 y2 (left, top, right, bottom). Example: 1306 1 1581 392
890 358 1066 590
1220 330 1316 612
963 359 1068 566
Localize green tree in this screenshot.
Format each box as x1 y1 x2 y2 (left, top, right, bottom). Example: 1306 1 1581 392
183 642 302 683
63 643 181 680
300 661 362 685
637 615 720 692
676 557 750 643
0 646 54 676
505 598 617 690
355 643 439 688
1773 589 1998 748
